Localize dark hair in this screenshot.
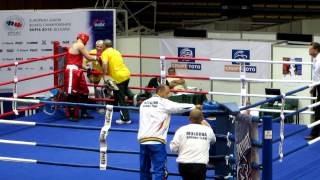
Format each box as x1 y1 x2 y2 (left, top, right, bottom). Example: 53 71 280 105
310 42 320 52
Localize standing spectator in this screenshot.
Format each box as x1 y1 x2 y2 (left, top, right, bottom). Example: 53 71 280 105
170 109 216 180
101 39 132 124
138 85 197 180
306 42 320 140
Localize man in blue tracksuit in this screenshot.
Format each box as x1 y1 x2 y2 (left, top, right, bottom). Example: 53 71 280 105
138 85 197 180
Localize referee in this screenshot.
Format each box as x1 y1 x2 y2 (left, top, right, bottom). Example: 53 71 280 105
170 108 216 180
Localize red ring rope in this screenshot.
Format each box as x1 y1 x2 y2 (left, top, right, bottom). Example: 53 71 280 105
0 70 63 87
0 53 66 69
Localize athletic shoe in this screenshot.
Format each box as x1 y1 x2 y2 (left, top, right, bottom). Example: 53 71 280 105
115 119 131 125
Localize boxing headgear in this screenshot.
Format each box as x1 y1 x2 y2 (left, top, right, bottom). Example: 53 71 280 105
77 32 89 45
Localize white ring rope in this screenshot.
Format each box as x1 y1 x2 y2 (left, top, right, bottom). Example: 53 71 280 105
0 119 35 126
0 139 36 146
0 156 36 163
209 57 313 65
209 76 313 83
208 92 315 100
248 108 314 114
307 119 320 129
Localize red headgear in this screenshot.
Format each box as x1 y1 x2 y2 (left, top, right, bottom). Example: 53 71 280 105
77 32 89 45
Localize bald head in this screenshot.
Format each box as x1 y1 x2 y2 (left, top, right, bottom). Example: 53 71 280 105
189 109 203 124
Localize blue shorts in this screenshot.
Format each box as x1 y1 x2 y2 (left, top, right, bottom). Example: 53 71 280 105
140 144 167 180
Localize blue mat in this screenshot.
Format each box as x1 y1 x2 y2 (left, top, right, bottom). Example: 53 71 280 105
0 109 317 179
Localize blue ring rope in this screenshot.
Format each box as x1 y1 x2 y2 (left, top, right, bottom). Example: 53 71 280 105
240 85 309 111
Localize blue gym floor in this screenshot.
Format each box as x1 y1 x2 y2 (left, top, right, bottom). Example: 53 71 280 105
0 109 317 180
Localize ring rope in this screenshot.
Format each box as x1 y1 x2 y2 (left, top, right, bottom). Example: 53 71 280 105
0 70 63 87
0 138 229 160
0 155 216 178
129 73 312 83
121 54 313 65
240 81 320 111
0 53 66 69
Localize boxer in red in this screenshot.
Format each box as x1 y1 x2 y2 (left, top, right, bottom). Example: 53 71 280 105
64 32 97 121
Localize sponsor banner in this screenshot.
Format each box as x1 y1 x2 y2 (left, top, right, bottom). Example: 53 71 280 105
0 9 115 95
160 38 271 79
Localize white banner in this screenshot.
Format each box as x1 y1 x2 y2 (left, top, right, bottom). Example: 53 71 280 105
0 9 115 96
160 38 272 79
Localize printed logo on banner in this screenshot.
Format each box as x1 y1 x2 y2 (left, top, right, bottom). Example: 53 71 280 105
0 49 2 53
232 49 250 65
225 49 256 73
2 42 14 45
41 40 47 45
15 42 23 45
30 49 38 52
171 63 202 70
16 49 28 52
26 41 38 45
2 58 14 61
62 40 70 44
6 49 14 53
177 47 195 62
4 15 25 36
93 18 107 29
41 48 53 52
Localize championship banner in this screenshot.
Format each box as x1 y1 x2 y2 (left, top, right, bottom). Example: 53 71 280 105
0 9 115 96
160 38 272 79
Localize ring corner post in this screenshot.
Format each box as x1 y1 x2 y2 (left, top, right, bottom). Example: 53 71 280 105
262 115 273 180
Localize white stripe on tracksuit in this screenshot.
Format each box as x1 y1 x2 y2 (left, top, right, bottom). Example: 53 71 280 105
66 65 78 94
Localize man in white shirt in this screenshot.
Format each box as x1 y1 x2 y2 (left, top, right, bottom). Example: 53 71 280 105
306 42 320 140
138 85 197 180
170 109 216 180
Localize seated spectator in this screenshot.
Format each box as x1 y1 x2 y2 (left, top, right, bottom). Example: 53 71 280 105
136 77 169 100
147 76 169 89
166 67 186 90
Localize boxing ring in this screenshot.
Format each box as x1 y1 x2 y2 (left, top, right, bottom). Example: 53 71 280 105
0 42 320 180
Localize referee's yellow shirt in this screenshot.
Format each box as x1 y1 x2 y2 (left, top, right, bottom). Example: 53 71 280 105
83 49 103 83
101 48 130 84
